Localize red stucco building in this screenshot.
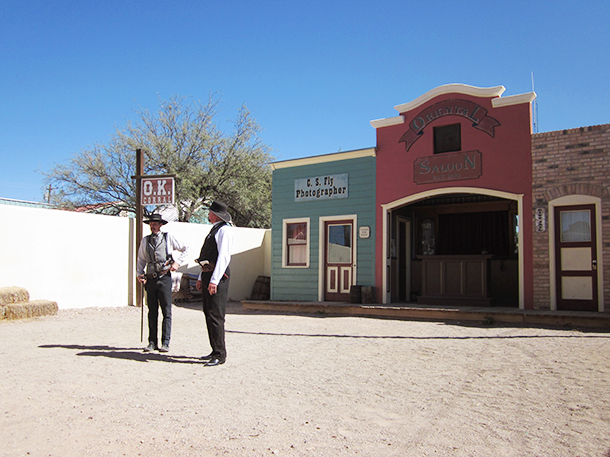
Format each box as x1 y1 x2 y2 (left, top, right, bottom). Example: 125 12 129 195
371 84 607 312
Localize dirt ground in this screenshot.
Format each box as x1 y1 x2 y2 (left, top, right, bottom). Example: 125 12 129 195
1 302 610 457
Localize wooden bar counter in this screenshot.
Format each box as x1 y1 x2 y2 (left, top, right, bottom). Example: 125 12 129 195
417 255 494 306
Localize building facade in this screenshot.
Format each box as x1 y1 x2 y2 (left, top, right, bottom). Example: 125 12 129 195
531 125 609 311
270 84 608 312
271 149 376 301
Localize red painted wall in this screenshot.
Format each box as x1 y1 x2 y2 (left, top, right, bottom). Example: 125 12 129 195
374 89 534 308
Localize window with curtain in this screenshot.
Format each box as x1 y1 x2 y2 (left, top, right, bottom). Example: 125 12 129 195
560 210 591 242
285 220 309 266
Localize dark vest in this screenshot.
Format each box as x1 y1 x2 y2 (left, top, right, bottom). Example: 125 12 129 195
198 222 230 279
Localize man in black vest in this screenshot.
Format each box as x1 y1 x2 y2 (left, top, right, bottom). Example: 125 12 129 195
196 201 233 366
136 213 188 353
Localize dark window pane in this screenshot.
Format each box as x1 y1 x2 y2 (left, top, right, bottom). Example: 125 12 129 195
434 123 461 154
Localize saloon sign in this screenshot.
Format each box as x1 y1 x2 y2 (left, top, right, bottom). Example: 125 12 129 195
414 150 482 184
141 177 175 205
399 99 500 152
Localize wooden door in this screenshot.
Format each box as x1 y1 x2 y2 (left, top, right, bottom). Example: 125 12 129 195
324 220 353 301
554 204 598 311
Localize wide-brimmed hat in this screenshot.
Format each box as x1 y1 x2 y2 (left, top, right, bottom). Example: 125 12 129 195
144 213 169 225
209 200 232 223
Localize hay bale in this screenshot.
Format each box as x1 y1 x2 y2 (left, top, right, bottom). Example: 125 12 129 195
1 300 58 320
0 286 30 305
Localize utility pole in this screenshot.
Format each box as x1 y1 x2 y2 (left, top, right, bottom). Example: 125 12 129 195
132 149 175 309
46 184 53 204
135 149 144 308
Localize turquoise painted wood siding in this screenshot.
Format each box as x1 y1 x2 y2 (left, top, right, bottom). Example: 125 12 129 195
271 154 376 301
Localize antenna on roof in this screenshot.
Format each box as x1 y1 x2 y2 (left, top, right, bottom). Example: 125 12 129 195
531 72 539 133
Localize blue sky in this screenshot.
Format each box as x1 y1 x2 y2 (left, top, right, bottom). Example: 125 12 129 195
1 0 608 202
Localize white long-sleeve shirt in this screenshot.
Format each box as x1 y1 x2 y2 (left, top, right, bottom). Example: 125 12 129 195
136 231 188 276
199 222 233 285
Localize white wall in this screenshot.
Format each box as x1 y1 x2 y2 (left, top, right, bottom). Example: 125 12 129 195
0 205 131 309
165 222 271 303
0 204 271 309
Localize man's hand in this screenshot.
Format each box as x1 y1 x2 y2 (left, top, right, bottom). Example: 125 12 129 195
196 280 202 291
208 283 218 295
170 261 179 272
137 275 147 284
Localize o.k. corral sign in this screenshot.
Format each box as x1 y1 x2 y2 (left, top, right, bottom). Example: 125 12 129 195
141 177 175 205
294 173 348 202
414 150 482 184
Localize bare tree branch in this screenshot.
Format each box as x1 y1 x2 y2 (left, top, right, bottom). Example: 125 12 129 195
42 95 273 227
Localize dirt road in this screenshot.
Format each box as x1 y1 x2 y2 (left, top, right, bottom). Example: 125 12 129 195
1 303 609 456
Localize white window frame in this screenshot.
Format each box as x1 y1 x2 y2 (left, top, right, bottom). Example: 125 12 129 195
282 217 310 268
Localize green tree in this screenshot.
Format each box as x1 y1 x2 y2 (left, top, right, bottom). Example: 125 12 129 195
43 95 274 227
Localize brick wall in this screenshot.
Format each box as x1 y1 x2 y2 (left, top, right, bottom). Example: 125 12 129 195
531 124 610 309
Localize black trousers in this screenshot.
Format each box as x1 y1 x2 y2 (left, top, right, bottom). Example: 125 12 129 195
145 273 172 347
202 274 229 361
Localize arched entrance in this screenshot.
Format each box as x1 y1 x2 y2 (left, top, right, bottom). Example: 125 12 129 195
381 187 525 308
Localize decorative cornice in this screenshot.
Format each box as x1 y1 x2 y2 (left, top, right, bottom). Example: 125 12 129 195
271 147 376 170
370 116 405 129
393 84 506 114
492 92 537 107
370 84 538 130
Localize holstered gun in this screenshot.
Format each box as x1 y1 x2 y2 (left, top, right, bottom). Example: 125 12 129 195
145 255 174 280
196 258 229 280
196 259 216 272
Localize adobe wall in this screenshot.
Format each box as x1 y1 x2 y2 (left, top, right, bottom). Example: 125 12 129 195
531 124 610 309
0 204 271 308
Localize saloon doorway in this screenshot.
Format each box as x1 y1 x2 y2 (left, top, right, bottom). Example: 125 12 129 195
385 191 521 307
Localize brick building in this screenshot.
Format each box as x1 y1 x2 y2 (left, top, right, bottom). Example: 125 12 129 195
531 124 609 310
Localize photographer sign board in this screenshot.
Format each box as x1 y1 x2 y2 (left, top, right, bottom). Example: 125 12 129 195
294 173 348 202
141 177 175 205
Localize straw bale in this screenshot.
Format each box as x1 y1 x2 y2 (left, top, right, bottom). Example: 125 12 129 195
1 300 58 320
0 286 30 305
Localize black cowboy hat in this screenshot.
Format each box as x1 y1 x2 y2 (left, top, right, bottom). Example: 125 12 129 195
208 200 232 223
144 213 169 225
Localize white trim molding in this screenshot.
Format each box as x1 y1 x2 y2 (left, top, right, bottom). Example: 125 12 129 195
282 217 311 268
370 84 537 130
393 84 506 113
370 116 405 129
272 148 376 170
492 92 537 107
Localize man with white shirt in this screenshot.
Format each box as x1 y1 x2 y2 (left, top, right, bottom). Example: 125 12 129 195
196 201 233 367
